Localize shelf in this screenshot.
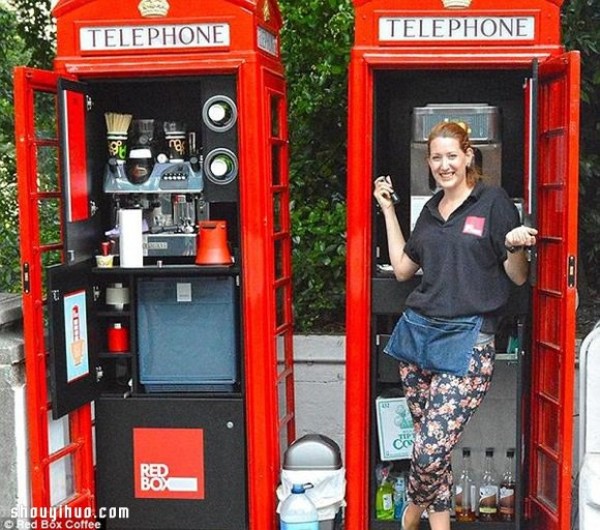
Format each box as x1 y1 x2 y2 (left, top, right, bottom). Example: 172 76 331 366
129 390 244 400
93 263 240 276
370 519 516 529
97 309 131 318
496 352 519 362
98 351 132 358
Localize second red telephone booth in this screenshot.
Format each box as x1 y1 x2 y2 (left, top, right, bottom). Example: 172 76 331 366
345 1 579 530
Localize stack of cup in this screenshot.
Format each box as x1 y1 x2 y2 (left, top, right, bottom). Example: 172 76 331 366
105 112 133 164
164 121 187 162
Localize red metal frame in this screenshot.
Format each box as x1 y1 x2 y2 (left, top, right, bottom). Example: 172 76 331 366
15 1 294 528
528 51 580 530
346 1 578 530
14 66 96 515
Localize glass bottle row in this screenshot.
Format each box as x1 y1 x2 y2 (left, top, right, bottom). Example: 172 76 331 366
454 447 516 522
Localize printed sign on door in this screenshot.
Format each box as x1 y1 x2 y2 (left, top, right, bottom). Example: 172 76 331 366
133 428 205 499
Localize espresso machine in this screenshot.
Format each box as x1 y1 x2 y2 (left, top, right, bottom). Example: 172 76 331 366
104 117 208 257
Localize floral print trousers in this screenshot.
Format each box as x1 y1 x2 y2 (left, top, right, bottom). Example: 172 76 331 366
398 340 495 512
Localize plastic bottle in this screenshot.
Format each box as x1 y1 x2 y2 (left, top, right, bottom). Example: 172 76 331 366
454 447 476 522
393 473 406 520
375 467 395 520
499 448 516 521
479 448 500 521
280 483 319 530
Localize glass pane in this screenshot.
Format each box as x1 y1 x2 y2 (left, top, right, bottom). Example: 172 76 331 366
540 345 560 400
41 250 64 301
273 193 282 233
537 452 558 510
38 199 62 246
43 299 51 335
538 296 561 350
541 136 566 187
276 285 287 328
540 400 560 452
538 241 563 293
272 144 281 186
276 333 286 365
50 454 75 505
42 250 62 269
271 95 280 138
278 379 288 423
37 145 60 192
35 91 57 140
48 411 71 453
278 330 293 380
280 425 289 466
274 238 284 281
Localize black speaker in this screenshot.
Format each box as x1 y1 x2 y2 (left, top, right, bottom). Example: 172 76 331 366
201 77 239 202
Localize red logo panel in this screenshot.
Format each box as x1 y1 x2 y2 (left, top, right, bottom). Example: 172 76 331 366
463 215 486 237
133 428 205 499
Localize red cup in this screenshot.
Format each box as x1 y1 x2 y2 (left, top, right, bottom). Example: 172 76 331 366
107 323 129 353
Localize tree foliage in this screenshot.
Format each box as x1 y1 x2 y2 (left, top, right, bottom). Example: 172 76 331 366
279 0 353 331
10 0 55 69
0 6 32 293
0 1 55 294
562 0 600 299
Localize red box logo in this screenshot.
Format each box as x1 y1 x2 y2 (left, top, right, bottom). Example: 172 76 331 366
133 428 205 499
463 215 486 237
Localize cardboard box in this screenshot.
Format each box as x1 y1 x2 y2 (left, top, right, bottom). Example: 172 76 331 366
376 396 415 461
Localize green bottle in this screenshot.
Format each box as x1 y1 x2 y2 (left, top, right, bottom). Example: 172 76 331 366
375 468 395 520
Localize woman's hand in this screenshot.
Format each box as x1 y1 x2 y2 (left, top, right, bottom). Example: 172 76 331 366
505 225 538 252
373 175 397 211
503 225 538 285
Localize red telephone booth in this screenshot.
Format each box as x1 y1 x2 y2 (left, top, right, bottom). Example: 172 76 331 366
345 1 579 530
14 1 295 528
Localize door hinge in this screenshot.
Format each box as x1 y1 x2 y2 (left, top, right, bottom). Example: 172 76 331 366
568 255 576 288
86 95 93 111
22 262 30 294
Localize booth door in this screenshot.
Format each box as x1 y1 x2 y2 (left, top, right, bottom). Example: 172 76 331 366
527 51 580 530
14 66 96 515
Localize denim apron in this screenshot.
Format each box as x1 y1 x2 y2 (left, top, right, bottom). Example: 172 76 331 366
384 307 483 376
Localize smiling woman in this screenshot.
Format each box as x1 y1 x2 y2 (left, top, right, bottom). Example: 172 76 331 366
372 120 537 530
428 138 473 199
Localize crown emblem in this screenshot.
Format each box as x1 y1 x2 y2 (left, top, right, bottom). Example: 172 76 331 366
262 0 271 22
138 0 170 18
442 0 472 8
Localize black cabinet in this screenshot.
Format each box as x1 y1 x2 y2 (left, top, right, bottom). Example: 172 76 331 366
47 263 243 414
96 396 247 529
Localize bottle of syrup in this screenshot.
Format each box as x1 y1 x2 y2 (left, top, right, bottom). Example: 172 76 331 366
375 467 395 520
454 448 476 522
499 448 516 521
479 448 500 521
